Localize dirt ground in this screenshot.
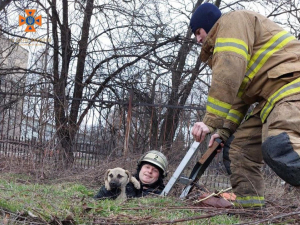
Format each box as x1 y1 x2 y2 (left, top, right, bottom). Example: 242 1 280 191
1 156 300 224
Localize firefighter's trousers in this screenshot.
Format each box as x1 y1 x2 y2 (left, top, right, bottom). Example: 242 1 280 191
228 95 300 208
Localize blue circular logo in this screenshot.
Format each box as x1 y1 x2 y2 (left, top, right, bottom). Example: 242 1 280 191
26 16 35 25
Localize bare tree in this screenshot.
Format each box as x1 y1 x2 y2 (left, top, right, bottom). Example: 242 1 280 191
1 0 182 165
0 0 12 11
0 0 299 165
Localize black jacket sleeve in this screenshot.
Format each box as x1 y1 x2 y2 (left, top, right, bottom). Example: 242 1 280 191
125 182 140 198
136 184 165 197
93 185 120 200
94 182 140 200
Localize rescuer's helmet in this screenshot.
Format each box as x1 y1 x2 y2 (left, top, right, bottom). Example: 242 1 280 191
137 150 168 177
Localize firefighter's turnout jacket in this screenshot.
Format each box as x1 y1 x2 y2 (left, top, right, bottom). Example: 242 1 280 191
200 10 300 207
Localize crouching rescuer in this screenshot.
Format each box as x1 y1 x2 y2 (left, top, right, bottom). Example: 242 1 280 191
189 3 300 208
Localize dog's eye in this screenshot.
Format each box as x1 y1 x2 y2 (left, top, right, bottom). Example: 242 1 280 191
109 174 113 178
117 174 123 179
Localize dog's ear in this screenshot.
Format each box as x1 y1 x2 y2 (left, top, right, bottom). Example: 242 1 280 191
104 169 111 190
125 170 132 181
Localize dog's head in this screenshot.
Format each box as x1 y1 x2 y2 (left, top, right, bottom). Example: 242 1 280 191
104 167 132 191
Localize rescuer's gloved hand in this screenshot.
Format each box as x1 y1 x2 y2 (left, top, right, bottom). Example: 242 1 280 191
216 128 231 143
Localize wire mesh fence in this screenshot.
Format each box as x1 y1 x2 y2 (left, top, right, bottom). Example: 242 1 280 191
0 80 283 188
0 80 203 167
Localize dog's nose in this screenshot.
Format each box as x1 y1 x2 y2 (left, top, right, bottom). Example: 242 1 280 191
109 181 121 189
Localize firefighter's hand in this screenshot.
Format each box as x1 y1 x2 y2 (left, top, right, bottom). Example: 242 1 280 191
209 133 224 153
192 122 210 143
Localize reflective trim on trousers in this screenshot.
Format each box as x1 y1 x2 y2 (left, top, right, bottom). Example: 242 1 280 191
234 196 265 207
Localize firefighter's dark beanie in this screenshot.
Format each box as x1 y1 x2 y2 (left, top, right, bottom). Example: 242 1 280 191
190 3 221 34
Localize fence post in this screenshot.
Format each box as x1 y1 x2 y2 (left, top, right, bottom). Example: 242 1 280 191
123 90 133 157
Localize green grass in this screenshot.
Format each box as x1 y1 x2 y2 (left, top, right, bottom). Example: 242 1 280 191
0 173 241 224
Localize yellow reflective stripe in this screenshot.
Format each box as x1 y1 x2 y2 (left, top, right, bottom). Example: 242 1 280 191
237 31 295 97
214 38 248 60
206 96 231 118
235 196 265 207
246 31 295 79
236 196 265 201
247 54 251 62
237 76 250 98
261 77 300 123
226 109 244 125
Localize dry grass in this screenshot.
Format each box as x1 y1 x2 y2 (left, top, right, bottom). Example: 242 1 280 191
0 155 300 224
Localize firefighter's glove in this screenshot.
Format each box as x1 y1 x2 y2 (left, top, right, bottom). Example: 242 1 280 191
216 128 231 143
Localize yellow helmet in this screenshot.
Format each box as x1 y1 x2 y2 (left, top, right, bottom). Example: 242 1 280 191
138 150 168 177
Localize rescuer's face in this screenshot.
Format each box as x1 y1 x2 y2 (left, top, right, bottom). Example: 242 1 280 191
139 163 159 184
195 28 207 44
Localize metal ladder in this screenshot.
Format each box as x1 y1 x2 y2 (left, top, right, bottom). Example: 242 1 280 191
160 138 222 198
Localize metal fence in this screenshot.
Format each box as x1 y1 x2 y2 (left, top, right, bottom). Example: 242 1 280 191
0 80 283 189
0 80 205 168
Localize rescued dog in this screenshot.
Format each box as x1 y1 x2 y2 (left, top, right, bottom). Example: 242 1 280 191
104 167 141 201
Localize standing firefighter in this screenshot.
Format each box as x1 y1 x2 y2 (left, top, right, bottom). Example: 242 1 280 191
190 3 300 208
